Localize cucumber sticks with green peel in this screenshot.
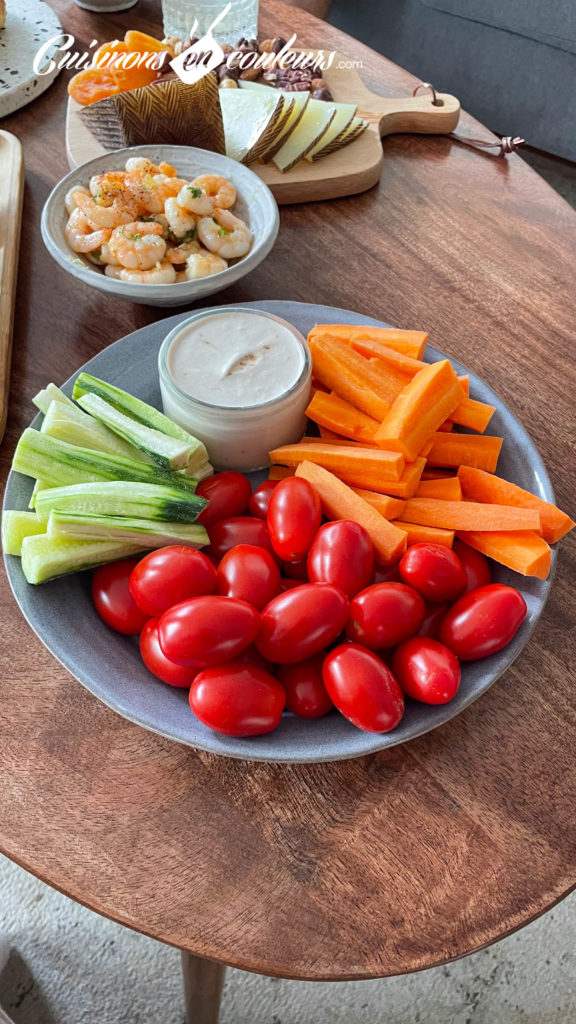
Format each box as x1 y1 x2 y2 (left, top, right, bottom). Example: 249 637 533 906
35 481 207 523
5 375 214 584
48 511 209 550
76 392 196 471
14 429 200 493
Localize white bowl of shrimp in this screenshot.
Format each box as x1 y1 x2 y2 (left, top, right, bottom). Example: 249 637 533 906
41 145 279 307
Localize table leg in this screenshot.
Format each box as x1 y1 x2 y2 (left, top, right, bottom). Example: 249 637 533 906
181 951 226 1024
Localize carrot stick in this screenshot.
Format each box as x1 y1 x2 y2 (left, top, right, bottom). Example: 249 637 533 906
308 325 428 359
337 458 426 498
458 466 575 544
306 390 378 443
419 438 435 458
269 465 294 480
437 420 454 432
374 360 466 461
350 338 426 376
451 397 495 433
311 377 330 394
295 461 407 563
309 338 390 420
367 358 413 403
269 442 405 482
393 521 455 548
351 490 405 519
402 498 541 532
456 530 551 579
426 433 503 472
416 478 463 501
301 435 374 448
458 375 470 398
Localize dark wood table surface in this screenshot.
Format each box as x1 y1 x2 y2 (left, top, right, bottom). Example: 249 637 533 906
1 0 575 982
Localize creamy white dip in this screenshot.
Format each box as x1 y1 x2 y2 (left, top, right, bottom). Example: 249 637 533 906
166 311 305 408
159 309 311 472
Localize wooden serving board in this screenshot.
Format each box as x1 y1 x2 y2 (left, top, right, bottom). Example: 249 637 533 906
0 131 24 443
66 54 460 204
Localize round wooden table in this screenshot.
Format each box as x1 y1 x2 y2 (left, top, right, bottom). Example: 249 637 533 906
1 2 575 1020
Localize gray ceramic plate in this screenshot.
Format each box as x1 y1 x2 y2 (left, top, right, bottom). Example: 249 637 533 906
3 301 556 763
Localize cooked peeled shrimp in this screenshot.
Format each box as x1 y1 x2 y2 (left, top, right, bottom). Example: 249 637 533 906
65 185 90 215
65 209 112 253
124 157 176 177
105 261 177 284
183 251 228 279
125 172 188 215
192 175 236 210
196 209 252 260
177 183 214 217
164 197 197 240
99 241 121 266
165 239 201 264
73 188 136 230
107 221 167 270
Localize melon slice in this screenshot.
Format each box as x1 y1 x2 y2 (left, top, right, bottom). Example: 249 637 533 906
272 99 336 173
219 89 285 164
305 102 357 161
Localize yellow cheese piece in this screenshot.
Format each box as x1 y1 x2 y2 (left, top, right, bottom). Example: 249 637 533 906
220 89 285 163
305 102 357 161
272 99 336 173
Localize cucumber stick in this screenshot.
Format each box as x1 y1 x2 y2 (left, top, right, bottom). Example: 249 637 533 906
48 511 209 549
34 481 206 523
77 392 194 471
73 373 207 454
21 534 142 585
32 383 76 416
2 511 46 556
42 400 153 464
13 429 199 493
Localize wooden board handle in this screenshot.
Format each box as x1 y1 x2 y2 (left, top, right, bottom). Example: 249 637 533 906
361 92 460 138
0 130 24 444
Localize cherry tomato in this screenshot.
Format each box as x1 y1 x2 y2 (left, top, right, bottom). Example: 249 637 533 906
256 583 349 664
129 546 217 617
159 596 260 667
217 544 282 610
308 520 374 598
267 477 321 563
92 558 148 635
393 637 461 704
208 517 275 562
399 543 467 603
418 601 450 639
453 539 493 593
347 583 425 649
140 618 201 687
190 661 285 737
322 644 405 733
249 481 278 520
439 584 527 661
282 557 309 581
196 472 252 528
278 655 333 718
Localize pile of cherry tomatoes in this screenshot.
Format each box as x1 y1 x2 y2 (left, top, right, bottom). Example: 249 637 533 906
92 471 528 738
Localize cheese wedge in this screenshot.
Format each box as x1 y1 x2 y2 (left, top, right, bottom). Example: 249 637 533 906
321 116 368 157
272 99 336 173
238 83 310 162
219 89 285 164
305 102 357 161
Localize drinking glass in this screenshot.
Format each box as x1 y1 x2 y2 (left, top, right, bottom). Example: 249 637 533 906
161 0 259 45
